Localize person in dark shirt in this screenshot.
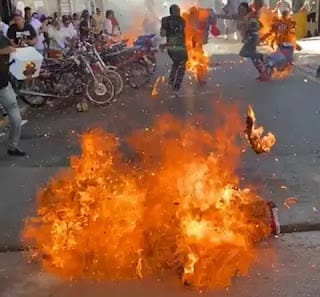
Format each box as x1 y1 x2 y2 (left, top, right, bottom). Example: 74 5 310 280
160 4 187 95
79 10 90 41
0 33 26 156
7 12 37 47
24 7 32 24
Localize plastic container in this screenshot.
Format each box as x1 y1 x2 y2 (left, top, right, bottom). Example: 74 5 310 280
9 47 44 80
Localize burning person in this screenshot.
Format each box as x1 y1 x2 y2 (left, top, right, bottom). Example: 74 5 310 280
259 9 301 80
160 4 187 97
260 9 300 50
182 6 209 84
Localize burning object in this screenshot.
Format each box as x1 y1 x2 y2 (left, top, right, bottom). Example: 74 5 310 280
245 106 276 154
23 109 274 289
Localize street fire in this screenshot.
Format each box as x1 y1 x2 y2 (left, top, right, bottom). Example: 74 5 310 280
245 105 276 154
182 7 209 82
23 107 272 289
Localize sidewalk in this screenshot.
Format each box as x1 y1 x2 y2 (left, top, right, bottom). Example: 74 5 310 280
295 38 320 76
0 232 319 297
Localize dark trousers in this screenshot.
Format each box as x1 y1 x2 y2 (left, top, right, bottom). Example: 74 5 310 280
239 34 264 74
167 48 187 91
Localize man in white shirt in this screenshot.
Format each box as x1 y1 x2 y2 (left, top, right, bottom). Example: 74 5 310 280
30 13 45 53
57 15 76 49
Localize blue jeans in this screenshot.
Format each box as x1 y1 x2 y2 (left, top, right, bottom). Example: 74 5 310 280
0 83 22 149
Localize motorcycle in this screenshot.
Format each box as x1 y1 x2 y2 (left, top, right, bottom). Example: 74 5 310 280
13 47 115 107
101 35 157 89
81 41 124 97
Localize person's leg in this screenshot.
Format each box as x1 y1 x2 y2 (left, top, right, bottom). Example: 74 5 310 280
0 83 25 156
167 48 187 95
167 49 179 85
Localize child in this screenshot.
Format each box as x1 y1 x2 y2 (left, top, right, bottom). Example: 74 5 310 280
237 2 265 79
216 2 265 79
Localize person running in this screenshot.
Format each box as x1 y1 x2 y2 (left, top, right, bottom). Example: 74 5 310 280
0 33 26 156
237 2 265 79
160 4 187 96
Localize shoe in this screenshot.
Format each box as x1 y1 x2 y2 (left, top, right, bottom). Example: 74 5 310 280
7 148 26 157
21 120 28 127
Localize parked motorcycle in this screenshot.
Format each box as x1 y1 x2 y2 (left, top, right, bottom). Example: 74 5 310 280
13 48 115 107
101 35 157 89
82 41 124 97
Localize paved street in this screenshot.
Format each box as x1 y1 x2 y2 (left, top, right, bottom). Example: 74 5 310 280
1 232 319 297
1 39 320 249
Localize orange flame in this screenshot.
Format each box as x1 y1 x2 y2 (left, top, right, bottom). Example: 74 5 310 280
23 106 271 289
245 105 276 154
182 7 209 81
151 76 165 97
259 9 298 50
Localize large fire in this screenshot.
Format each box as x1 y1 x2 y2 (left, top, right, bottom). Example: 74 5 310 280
23 107 271 289
182 7 209 82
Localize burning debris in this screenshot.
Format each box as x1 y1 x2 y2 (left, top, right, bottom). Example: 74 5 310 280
245 106 276 154
23 107 273 289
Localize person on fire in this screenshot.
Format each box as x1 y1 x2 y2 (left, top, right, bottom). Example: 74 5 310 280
160 4 187 97
182 6 209 84
260 9 301 51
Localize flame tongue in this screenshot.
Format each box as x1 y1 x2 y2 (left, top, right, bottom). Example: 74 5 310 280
23 108 271 289
246 105 276 154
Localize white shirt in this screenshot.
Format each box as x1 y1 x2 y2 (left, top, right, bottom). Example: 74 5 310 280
103 18 113 38
30 17 44 50
55 23 76 49
0 22 9 37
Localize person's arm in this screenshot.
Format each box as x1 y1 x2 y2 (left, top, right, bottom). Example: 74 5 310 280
26 25 38 46
160 17 167 37
0 36 16 55
0 46 15 55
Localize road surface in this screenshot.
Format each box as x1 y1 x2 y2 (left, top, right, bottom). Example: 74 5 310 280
1 232 320 297
1 39 320 249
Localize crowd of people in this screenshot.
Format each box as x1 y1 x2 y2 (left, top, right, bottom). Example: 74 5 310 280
0 6 122 54
0 6 123 158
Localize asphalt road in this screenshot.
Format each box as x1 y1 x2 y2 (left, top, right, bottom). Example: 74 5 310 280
1 39 320 248
1 232 320 297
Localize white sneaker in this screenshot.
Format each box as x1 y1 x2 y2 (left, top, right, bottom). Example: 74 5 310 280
21 120 28 127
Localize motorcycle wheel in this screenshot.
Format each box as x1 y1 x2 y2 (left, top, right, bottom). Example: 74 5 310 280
127 61 150 89
104 69 124 96
86 74 115 105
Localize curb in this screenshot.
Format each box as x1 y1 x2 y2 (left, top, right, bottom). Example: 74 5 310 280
1 223 320 254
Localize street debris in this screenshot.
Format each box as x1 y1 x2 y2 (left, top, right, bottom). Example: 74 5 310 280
245 105 276 154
